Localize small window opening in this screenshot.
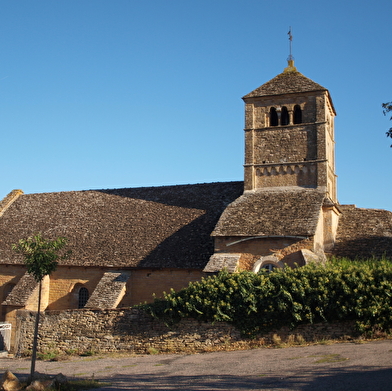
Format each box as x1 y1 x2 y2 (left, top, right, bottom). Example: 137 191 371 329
281 106 289 125
294 105 302 124
261 263 276 273
78 287 89 308
270 107 278 126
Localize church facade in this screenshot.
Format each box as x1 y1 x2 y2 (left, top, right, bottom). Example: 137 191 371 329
1 60 392 351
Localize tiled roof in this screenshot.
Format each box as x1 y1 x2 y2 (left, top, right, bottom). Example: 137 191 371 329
243 70 327 98
203 253 241 273
212 187 326 237
85 271 130 309
332 205 392 259
2 273 37 306
0 182 243 269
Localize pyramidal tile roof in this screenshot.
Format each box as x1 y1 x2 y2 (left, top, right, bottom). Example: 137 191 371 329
243 69 327 99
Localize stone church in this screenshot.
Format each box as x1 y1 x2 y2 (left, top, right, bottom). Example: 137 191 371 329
1 59 392 349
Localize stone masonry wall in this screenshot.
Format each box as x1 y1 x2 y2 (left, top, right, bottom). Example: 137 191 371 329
14 308 357 356
243 91 328 192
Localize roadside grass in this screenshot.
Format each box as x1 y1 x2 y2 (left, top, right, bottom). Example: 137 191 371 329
284 353 349 363
311 353 348 363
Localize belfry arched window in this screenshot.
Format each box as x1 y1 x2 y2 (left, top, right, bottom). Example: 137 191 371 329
270 107 278 126
294 105 302 124
281 106 289 125
78 287 89 308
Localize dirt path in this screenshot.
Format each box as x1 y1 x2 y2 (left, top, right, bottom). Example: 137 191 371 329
1 340 392 390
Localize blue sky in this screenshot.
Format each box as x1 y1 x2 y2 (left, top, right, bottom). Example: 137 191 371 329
1 0 391 211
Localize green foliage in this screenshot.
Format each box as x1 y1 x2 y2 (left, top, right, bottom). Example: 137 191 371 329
12 233 69 282
37 349 59 361
141 258 392 337
382 102 392 147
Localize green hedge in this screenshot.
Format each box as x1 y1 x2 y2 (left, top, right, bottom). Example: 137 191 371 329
141 258 392 336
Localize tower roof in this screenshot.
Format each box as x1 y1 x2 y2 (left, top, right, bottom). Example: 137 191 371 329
243 68 327 99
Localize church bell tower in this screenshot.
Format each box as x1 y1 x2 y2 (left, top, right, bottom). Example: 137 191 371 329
242 59 337 204
204 37 341 274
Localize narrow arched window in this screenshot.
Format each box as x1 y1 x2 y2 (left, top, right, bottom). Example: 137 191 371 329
78 287 89 308
261 263 276 273
253 256 282 273
270 107 278 126
294 105 302 124
281 106 289 125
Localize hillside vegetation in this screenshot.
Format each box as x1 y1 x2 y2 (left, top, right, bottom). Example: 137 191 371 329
142 258 392 337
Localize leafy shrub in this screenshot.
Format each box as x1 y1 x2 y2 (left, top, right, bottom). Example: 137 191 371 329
140 258 392 336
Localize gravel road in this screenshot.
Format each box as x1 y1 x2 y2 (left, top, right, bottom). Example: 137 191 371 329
1 340 392 390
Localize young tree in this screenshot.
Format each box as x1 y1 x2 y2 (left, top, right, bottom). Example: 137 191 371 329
12 233 69 379
382 102 392 147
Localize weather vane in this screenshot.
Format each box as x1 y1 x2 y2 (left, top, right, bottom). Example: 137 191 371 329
287 27 294 62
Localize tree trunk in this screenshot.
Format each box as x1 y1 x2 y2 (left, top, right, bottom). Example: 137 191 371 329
30 279 42 379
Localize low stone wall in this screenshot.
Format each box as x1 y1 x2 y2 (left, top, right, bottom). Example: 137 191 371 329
14 307 357 356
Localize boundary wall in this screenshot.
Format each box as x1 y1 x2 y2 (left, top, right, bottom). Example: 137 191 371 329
14 308 357 356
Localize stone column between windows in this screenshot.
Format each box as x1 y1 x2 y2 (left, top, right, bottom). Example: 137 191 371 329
289 110 294 125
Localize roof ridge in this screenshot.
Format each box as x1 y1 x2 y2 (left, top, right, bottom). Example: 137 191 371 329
0 189 24 217
243 69 327 99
